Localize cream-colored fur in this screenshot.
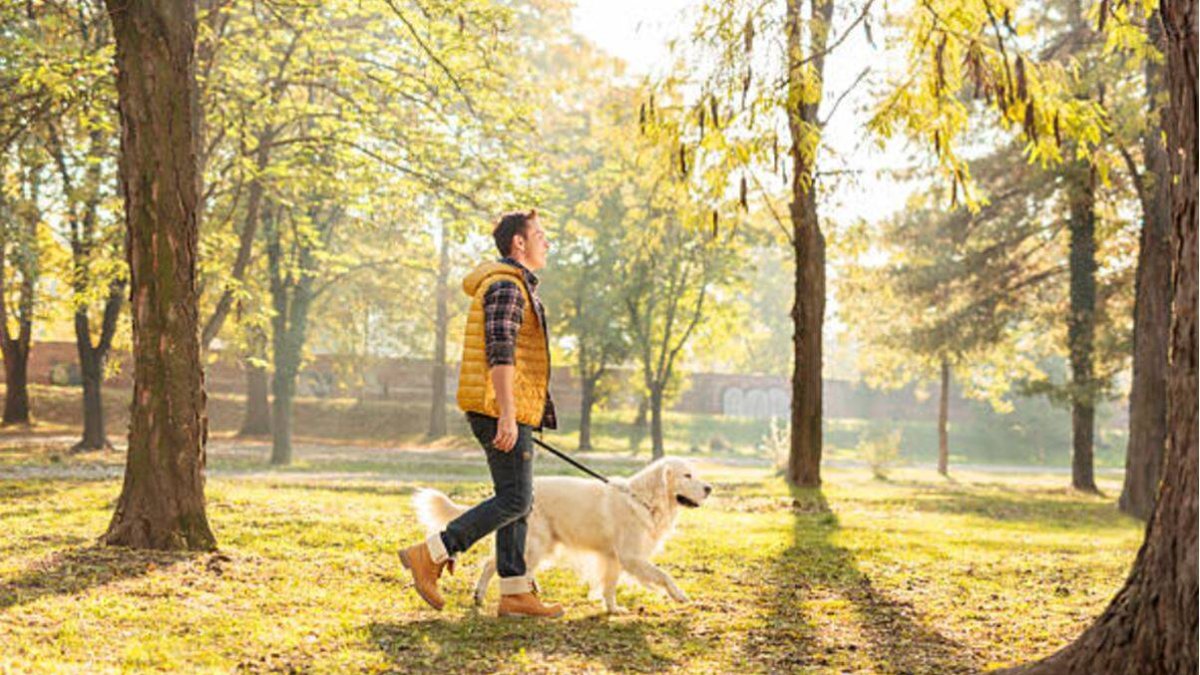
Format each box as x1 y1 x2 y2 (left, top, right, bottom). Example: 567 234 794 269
412 457 712 613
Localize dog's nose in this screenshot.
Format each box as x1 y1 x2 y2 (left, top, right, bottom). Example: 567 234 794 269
703 484 712 496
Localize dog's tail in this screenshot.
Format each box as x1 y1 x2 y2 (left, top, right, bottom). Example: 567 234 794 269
412 488 469 532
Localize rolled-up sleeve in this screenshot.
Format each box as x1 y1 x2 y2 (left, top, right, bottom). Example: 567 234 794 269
483 281 525 367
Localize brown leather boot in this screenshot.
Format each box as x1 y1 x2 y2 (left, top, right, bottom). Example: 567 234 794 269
498 592 565 618
397 535 451 610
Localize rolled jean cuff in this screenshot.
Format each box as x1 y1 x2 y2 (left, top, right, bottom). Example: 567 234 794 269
426 533 450 564
499 575 534 595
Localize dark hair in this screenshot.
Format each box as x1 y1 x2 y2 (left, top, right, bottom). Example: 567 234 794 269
492 209 537 257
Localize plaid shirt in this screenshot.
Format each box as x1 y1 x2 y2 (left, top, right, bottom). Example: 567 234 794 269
483 257 557 430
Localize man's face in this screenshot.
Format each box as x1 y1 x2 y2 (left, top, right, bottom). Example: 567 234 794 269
515 216 550 271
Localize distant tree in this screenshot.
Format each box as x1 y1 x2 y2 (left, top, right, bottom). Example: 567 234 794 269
840 150 1061 475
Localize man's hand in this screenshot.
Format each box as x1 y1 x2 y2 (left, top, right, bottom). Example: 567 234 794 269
490 365 518 452
493 413 518 452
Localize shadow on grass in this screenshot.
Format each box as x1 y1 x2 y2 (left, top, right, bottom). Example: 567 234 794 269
870 489 1132 531
744 488 980 674
368 613 690 672
0 545 199 610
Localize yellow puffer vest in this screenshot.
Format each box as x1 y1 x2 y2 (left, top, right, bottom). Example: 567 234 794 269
456 261 550 426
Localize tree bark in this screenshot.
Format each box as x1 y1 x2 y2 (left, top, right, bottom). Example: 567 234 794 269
1119 11 1172 520
102 0 216 551
1067 165 1098 492
265 203 320 466
580 374 596 452
785 0 831 488
1 341 30 426
239 357 270 436
427 221 450 438
0 162 38 427
997 4 1197 670
73 283 123 452
937 358 950 476
649 383 664 459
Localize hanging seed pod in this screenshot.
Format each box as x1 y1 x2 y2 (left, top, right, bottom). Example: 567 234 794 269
782 166 789 188
772 136 779 173
935 35 946 96
1024 102 1037 140
739 176 748 211
1054 111 1062 148
934 129 941 156
712 210 719 238
458 14 465 33
1015 56 1027 101
745 16 755 53
679 143 688 176
742 66 752 108
1098 0 1109 31
710 95 719 129
699 106 706 139
649 94 656 120
951 175 959 208
639 103 646 134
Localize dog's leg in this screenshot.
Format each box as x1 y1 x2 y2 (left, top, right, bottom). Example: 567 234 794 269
474 557 496 607
600 556 624 614
618 556 690 603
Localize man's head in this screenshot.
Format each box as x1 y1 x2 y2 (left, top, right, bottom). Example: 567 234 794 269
493 209 549 271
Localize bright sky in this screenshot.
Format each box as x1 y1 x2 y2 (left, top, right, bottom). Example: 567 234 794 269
569 0 918 233
570 0 919 374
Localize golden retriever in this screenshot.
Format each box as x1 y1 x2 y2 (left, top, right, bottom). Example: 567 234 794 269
412 457 712 613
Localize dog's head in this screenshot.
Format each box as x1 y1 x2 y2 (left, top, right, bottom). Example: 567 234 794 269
658 457 712 509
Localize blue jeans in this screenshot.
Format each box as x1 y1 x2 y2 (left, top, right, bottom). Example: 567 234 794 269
439 412 534 579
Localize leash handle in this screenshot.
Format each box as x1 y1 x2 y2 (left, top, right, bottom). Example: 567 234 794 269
531 436 609 484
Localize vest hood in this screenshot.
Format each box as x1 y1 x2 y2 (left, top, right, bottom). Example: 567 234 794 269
462 261 524 297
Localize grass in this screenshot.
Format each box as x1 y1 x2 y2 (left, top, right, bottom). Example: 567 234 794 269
0 435 1143 674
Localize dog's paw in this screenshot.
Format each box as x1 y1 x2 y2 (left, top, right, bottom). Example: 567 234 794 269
605 604 629 615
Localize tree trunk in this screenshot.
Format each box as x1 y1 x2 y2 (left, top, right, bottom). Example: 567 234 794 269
73 283 122 452
239 358 270 436
76 355 110 451
2 343 30 426
937 358 950 476
649 383 664 459
785 0 831 488
998 5 1197 670
1119 12 1171 520
580 375 596 452
102 0 216 551
270 363 295 465
1067 165 1098 493
634 395 648 429
0 167 37 428
427 222 449 438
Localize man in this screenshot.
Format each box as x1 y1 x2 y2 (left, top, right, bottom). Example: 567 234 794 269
398 209 564 618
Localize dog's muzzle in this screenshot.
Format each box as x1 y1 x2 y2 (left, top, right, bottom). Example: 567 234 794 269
676 494 702 508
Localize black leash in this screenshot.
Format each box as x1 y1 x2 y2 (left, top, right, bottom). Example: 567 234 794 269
531 435 609 484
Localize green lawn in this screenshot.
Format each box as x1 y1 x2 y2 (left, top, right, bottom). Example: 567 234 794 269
0 437 1142 673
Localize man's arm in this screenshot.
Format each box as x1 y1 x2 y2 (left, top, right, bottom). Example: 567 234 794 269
483 280 524 451
491 365 518 451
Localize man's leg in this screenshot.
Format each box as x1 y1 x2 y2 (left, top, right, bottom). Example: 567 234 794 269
438 414 534 560
399 413 525 610
493 423 534 595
